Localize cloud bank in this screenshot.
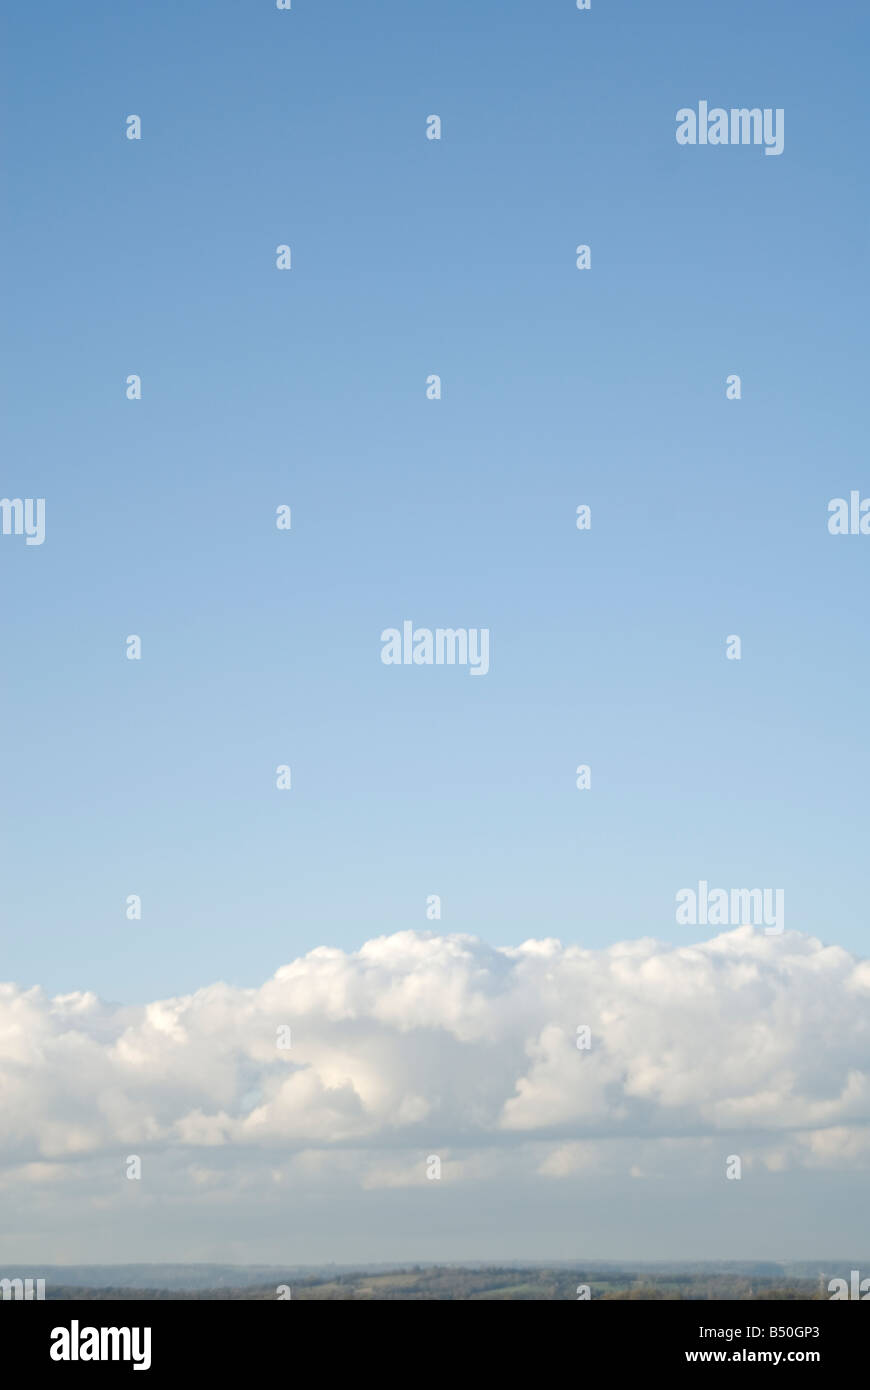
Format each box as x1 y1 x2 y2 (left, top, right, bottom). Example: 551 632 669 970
2 924 870 1186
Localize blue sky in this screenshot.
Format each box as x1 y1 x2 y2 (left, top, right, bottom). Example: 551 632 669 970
2 0 868 1007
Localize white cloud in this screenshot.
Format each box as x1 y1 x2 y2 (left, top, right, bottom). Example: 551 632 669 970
1 925 869 1187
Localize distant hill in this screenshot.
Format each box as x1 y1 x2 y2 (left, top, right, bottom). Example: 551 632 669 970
1 1262 851 1300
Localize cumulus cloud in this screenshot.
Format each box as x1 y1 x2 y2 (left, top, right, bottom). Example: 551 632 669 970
0 924 869 1189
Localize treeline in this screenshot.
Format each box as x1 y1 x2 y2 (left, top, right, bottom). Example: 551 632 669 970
43 1267 825 1301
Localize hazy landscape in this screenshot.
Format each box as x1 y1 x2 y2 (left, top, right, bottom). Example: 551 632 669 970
6 1262 849 1300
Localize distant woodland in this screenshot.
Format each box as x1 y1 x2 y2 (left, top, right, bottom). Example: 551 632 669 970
40 1267 829 1301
